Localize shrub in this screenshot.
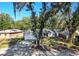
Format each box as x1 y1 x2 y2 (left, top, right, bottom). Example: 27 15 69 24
41 37 51 47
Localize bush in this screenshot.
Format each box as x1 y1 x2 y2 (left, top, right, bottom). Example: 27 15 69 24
41 37 51 47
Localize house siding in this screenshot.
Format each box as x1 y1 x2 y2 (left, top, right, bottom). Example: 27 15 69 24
0 29 23 39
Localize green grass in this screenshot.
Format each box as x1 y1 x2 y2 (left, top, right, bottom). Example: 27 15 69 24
0 39 9 48
0 37 78 50
51 40 73 48
41 37 76 48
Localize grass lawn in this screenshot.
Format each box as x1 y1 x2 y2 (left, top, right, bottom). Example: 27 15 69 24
0 39 9 48
41 37 79 50
0 37 79 51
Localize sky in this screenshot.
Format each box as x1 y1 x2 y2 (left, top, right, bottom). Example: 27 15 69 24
0 2 78 21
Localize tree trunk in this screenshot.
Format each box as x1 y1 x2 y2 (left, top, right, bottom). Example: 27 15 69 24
37 40 40 46
68 30 76 45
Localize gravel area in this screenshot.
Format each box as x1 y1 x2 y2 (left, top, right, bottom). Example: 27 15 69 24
0 40 79 56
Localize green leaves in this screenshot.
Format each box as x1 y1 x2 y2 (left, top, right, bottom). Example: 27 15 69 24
0 13 14 30
14 17 31 30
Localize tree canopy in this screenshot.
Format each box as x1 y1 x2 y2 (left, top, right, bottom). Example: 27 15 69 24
0 2 79 47
0 13 14 30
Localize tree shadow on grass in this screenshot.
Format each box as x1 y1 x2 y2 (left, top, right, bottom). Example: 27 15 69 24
31 45 59 56
0 39 78 56
0 38 33 56
31 45 79 56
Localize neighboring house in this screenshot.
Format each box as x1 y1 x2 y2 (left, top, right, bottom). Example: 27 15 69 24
0 29 23 39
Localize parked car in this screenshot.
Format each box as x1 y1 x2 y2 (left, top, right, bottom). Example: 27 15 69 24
43 29 55 38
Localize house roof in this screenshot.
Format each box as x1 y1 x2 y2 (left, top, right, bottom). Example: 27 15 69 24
0 29 23 34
